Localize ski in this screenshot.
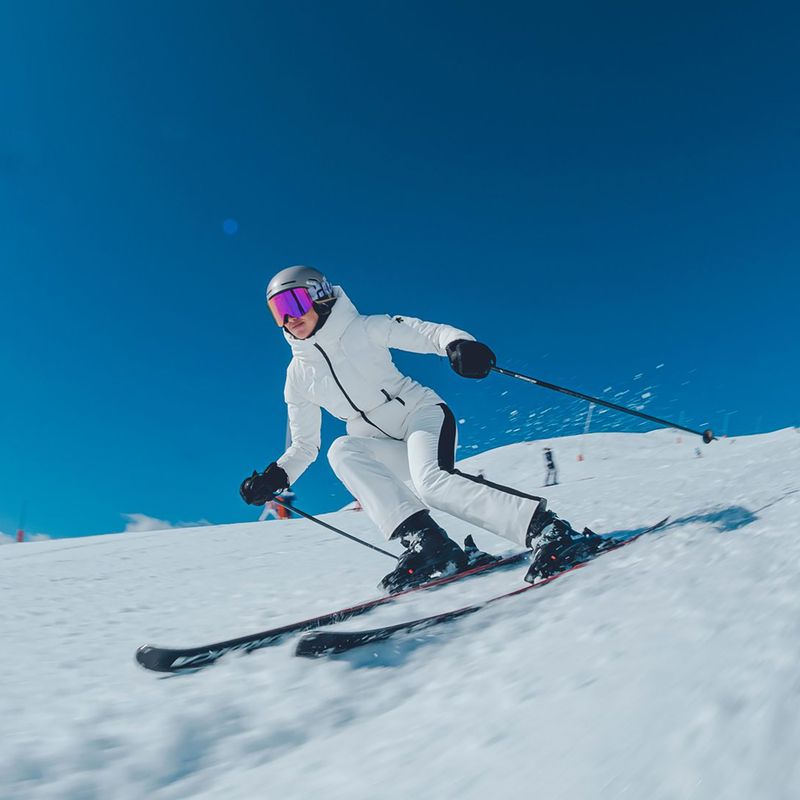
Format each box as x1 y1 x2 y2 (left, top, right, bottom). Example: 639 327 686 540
135 543 529 673
294 517 671 658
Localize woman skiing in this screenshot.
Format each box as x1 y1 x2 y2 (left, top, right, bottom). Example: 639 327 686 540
239 266 599 591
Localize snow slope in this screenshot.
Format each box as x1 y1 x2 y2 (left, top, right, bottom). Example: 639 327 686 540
2 429 799 800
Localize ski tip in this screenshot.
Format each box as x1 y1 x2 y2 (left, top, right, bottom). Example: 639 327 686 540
135 645 151 660
135 645 159 670
294 633 332 659
135 644 177 673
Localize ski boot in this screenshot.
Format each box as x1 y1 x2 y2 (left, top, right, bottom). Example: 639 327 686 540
380 511 468 593
524 506 606 583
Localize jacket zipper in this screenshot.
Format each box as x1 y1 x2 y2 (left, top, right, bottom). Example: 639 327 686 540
314 344 402 441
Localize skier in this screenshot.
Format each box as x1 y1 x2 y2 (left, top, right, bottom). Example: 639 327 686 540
275 488 296 519
239 266 602 590
260 488 296 521
259 501 281 521
543 447 558 486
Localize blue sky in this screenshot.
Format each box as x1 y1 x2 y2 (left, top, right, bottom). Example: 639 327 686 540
1 1 798 539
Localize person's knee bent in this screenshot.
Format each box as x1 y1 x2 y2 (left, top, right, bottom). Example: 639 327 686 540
327 436 360 473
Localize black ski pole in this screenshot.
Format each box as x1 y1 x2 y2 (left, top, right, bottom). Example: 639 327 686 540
492 366 715 443
271 496 398 560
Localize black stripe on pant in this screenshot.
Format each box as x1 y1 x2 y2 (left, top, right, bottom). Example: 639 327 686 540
437 404 544 503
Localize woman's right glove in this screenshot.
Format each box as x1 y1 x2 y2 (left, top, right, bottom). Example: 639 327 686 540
239 462 290 506
446 339 496 379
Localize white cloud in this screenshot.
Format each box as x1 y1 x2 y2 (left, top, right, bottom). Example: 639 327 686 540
121 513 173 532
121 513 212 533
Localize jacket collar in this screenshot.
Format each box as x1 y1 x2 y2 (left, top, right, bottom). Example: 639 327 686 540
284 286 358 355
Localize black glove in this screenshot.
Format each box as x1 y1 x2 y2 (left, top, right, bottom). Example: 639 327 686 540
239 462 290 505
446 339 496 379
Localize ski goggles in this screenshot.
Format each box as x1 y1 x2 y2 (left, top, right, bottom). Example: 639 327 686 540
267 287 315 326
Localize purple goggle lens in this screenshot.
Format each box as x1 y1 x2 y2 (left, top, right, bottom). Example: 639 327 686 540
267 287 315 326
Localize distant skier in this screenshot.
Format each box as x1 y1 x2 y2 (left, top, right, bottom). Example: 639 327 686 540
274 488 296 519
258 502 280 521
259 488 296 520
239 266 601 591
543 447 558 486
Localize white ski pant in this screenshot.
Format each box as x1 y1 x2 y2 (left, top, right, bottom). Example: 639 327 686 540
327 403 543 546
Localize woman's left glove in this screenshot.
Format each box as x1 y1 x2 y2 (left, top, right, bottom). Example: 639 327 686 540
239 462 290 505
446 339 496 379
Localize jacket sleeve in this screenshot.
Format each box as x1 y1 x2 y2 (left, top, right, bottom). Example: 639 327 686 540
276 373 321 486
364 314 475 356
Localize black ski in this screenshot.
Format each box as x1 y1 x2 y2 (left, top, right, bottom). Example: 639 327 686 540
135 543 528 673
295 517 670 658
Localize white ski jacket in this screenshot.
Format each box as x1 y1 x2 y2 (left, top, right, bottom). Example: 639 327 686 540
276 287 474 485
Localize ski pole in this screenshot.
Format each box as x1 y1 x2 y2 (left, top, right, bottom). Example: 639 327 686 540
271 496 398 560
491 366 715 443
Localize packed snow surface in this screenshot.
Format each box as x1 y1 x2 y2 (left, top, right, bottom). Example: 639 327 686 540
2 429 799 800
